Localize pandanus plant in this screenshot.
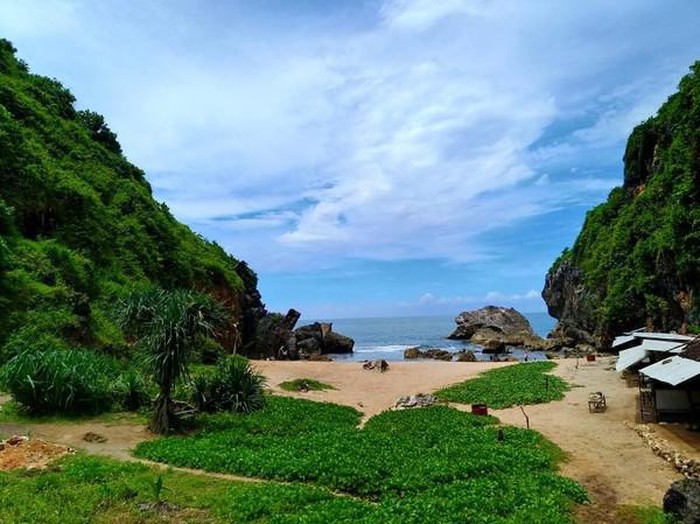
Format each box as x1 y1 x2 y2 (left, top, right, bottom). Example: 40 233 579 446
117 288 229 434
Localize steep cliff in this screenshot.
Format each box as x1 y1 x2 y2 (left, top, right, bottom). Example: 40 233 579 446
543 61 700 347
0 39 265 358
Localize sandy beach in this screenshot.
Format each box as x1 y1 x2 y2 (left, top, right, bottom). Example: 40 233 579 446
254 359 512 421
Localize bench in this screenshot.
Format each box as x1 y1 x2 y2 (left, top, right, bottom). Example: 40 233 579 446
588 392 607 413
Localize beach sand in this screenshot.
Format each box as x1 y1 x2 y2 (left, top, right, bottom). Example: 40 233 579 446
254 359 511 422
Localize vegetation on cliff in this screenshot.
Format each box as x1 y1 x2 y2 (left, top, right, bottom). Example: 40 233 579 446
0 38 264 361
544 61 700 342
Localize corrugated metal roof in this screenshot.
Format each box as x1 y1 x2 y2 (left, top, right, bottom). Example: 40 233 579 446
612 335 636 348
638 339 688 353
616 348 648 372
640 356 700 386
632 332 694 342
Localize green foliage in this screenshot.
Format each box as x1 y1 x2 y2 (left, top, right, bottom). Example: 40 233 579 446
0 39 258 356
76 109 121 154
0 349 118 414
135 396 585 522
191 354 266 413
279 377 336 391
0 454 380 523
616 505 678 524
117 288 230 433
113 368 150 412
436 362 568 409
551 61 700 337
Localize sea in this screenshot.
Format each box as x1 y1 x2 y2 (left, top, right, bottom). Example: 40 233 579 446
315 312 556 362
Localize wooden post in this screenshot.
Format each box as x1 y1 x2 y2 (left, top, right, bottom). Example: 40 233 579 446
519 405 530 430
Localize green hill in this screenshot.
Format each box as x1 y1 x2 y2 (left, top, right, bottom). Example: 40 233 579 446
0 39 264 360
543 61 700 346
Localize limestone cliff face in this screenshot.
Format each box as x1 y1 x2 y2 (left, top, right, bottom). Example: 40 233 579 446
542 260 599 345
543 61 700 347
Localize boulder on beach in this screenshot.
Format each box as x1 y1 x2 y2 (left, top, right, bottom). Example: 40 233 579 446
664 478 700 524
295 322 354 357
455 350 477 362
448 306 552 351
403 347 453 361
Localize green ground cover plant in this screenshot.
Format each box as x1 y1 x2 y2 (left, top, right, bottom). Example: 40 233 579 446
279 377 336 391
436 361 568 409
0 454 377 523
135 396 586 522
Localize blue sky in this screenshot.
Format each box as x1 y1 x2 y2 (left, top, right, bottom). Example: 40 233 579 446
2 0 700 319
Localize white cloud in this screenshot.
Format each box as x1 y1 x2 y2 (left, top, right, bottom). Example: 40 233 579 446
382 0 495 30
2 0 699 276
419 289 540 307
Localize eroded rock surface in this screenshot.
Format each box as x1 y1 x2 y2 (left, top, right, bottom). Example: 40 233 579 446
447 306 551 351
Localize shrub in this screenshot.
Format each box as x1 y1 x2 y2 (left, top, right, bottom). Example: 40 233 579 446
279 378 335 392
114 368 150 411
192 337 224 364
1 349 117 414
191 355 265 414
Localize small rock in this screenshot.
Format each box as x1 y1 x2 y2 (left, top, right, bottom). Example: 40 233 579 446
83 432 107 443
394 393 438 409
455 350 477 362
6 435 28 446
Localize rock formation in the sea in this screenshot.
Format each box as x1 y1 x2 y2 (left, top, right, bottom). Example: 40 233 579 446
543 61 700 348
447 306 552 352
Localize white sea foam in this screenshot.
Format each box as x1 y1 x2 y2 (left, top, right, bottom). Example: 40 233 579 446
353 344 410 353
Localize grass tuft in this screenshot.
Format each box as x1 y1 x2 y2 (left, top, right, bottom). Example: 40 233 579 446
279 378 336 392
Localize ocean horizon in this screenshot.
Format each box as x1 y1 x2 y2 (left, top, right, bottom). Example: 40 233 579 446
311 312 556 362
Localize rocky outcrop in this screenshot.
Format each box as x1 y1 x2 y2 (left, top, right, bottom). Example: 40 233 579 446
542 259 599 346
664 479 700 524
295 322 354 357
448 306 551 351
403 347 453 361
455 350 477 362
542 62 700 347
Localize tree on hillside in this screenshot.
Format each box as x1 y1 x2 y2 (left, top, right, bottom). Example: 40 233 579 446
117 288 229 433
76 109 122 154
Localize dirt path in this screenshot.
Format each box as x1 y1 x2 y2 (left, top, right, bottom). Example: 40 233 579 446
491 357 680 521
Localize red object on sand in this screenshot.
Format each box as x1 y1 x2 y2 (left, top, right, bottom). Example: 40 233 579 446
471 404 488 416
